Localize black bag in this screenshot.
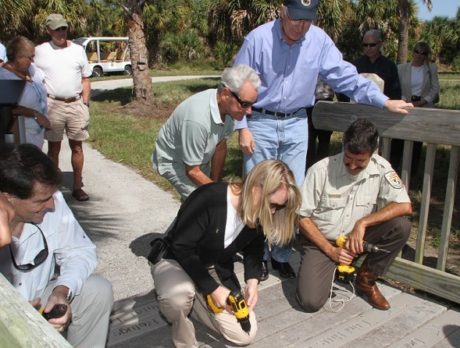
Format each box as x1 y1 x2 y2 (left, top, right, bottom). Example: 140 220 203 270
147 238 169 265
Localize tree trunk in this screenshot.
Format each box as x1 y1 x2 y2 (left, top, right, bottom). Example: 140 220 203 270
397 0 409 64
126 12 152 103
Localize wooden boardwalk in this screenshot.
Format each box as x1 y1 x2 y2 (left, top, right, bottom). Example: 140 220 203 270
107 256 460 348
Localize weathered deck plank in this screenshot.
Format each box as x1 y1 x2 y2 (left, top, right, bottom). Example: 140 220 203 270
392 309 460 347
107 273 460 348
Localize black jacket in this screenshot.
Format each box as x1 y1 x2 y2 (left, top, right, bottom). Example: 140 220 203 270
164 182 264 295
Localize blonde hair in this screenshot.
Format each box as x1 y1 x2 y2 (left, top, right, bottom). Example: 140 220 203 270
233 160 301 246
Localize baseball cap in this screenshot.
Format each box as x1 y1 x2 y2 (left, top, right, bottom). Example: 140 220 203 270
45 14 68 30
284 0 319 21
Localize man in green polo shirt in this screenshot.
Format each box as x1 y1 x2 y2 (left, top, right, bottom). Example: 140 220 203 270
152 65 260 200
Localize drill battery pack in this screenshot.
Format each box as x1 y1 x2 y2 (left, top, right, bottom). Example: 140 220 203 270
336 264 357 283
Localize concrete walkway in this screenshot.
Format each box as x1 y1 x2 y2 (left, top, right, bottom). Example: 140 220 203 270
52 141 180 301
91 75 220 96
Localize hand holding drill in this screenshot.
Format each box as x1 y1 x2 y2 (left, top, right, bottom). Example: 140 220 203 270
206 290 251 333
335 234 389 282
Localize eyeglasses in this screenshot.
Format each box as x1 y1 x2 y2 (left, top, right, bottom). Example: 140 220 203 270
229 89 254 109
270 203 287 211
414 49 427 56
9 224 49 271
53 27 67 32
362 43 378 48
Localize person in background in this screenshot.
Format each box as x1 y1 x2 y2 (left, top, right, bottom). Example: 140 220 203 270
351 29 401 100
296 119 412 312
0 143 113 347
397 41 440 175
150 160 301 348
35 14 92 201
234 0 413 281
0 36 50 148
152 64 260 201
306 79 334 171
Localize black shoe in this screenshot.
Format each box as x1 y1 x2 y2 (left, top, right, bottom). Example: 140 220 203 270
260 261 269 281
271 258 296 279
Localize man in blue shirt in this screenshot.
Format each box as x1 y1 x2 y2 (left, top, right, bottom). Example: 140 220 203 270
234 0 413 280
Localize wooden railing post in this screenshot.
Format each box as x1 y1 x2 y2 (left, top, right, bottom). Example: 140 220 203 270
0 274 71 347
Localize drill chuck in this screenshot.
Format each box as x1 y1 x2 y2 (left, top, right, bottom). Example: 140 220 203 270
363 241 379 253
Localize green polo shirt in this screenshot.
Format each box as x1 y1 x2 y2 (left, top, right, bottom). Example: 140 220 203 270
154 88 235 177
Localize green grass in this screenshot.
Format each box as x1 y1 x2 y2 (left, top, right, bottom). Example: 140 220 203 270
89 73 460 194
89 78 220 194
438 79 460 110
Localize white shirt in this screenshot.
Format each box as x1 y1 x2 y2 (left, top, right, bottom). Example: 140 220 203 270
34 41 92 98
0 191 97 301
410 65 424 96
0 64 48 148
224 188 245 248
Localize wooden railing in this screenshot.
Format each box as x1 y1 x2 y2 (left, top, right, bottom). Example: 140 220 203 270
0 273 71 347
312 101 460 304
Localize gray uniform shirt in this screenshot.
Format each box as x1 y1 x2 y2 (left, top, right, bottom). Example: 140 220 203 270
300 152 411 240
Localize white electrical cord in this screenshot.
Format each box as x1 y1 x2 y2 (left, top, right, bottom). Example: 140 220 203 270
324 267 356 312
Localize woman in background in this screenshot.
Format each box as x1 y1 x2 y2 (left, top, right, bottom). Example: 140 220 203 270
0 36 50 148
397 41 440 174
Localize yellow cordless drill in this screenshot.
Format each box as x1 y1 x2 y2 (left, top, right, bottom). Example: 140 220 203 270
205 290 251 333
335 234 389 283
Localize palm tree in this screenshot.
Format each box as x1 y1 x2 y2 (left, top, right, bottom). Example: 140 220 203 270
208 0 277 45
397 0 432 63
121 0 152 103
316 0 348 42
0 0 90 43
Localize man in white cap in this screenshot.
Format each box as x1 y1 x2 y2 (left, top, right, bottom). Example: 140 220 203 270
35 14 92 201
234 0 413 281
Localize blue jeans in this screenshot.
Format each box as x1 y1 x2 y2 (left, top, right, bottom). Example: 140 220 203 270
244 109 308 262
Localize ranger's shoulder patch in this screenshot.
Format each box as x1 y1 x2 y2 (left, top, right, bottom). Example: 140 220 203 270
384 171 403 189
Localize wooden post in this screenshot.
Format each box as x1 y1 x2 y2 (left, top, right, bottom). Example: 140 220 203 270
0 274 71 347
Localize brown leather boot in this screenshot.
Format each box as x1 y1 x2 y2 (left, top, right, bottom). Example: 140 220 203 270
355 269 390 310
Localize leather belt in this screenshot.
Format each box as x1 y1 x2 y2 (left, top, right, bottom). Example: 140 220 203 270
47 94 81 103
252 107 305 118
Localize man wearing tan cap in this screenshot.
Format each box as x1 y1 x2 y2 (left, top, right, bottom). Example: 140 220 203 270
35 14 92 201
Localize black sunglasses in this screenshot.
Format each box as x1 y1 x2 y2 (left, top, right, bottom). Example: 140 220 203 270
362 43 378 48
54 27 67 32
414 49 428 56
229 89 254 109
270 203 287 211
9 224 49 271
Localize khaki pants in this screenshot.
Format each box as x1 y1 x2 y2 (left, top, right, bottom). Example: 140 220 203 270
152 259 258 347
295 217 411 313
41 274 113 348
